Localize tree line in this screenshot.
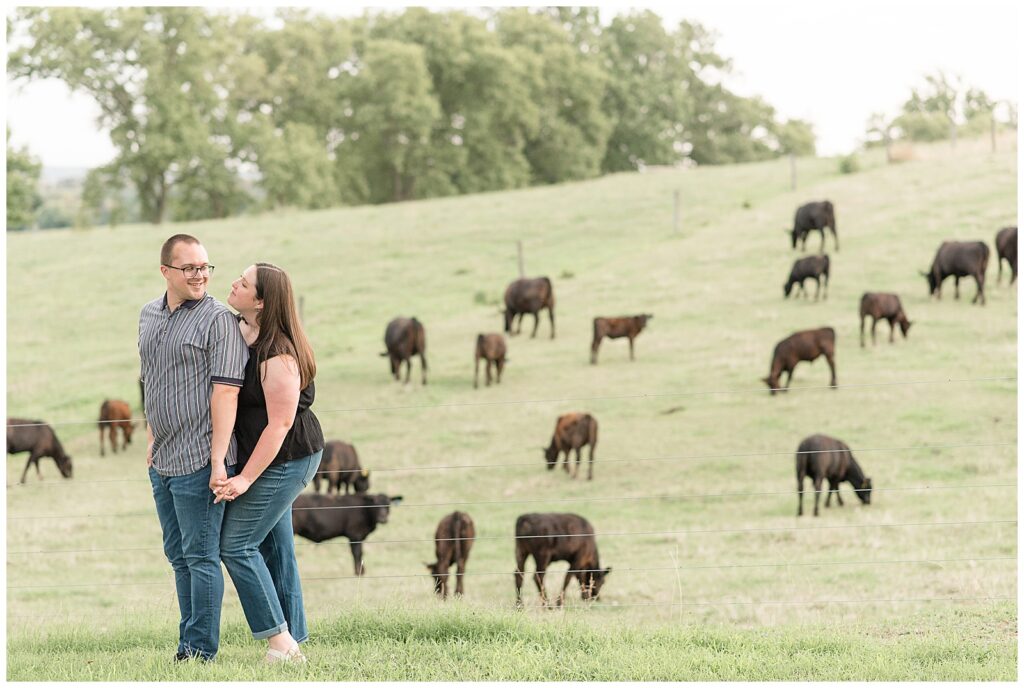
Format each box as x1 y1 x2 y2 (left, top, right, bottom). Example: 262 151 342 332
7 7 817 228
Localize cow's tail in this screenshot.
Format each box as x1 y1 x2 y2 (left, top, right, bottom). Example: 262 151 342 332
453 511 465 565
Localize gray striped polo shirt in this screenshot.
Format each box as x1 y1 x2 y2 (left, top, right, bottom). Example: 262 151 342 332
139 293 248 477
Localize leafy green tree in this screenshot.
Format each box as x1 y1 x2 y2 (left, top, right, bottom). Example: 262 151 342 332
6 128 42 230
775 119 815 156
252 120 338 209
8 7 246 223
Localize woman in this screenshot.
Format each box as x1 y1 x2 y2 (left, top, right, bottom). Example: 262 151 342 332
216 262 324 663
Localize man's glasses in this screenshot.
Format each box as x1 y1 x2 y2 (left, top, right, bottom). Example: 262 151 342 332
163 264 215 278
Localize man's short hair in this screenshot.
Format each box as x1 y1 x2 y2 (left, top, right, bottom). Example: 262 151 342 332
161 234 201 265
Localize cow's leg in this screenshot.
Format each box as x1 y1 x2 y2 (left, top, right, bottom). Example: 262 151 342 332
19 455 35 484
486 360 493 386
628 336 635 361
99 426 106 457
974 274 986 305
455 557 467 596
823 271 829 299
110 425 119 454
530 312 541 338
782 369 793 391
871 317 878 345
825 351 837 387
312 472 321 493
34 456 43 480
557 569 574 607
813 476 824 516
561 450 570 474
797 475 805 516
350 541 365 576
533 557 550 606
889 318 896 343
859 315 866 348
591 336 600 364
831 225 839 252
819 230 826 254
403 358 412 384
420 352 428 385
496 359 504 384
998 257 1004 284
813 276 821 301
548 306 555 339
573 447 582 479
954 276 961 299
587 444 595 481
514 549 528 607
833 480 845 506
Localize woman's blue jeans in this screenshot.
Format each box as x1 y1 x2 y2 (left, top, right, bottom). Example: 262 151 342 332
220 451 320 641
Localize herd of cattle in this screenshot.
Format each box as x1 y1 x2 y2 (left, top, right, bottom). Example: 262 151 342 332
5 200 1017 606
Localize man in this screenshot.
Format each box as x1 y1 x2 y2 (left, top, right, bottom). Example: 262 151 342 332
139 234 248 662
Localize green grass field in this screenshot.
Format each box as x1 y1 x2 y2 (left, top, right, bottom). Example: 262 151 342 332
6 137 1017 680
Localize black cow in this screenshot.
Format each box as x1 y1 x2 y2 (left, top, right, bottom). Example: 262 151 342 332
591 315 652 364
859 293 912 347
763 327 837 394
790 200 838 253
425 511 476 599
503 277 555 339
7 419 73 484
381 317 427 384
995 226 1017 285
784 255 830 300
313 440 369 495
921 241 989 305
292 492 402 575
796 434 872 517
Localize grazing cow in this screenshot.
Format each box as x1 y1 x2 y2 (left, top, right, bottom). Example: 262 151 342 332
381 317 427 384
920 240 989 305
98 399 134 457
474 333 507 388
795 434 872 517
784 255 830 300
292 492 402 576
859 293 912 347
425 511 476 599
763 327 837 394
790 200 838 253
514 512 611 607
995 226 1017 285
313 440 369 495
6 419 73 484
591 314 653 364
503 277 555 339
544 413 599 480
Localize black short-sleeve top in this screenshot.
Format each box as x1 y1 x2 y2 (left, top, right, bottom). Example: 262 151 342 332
234 345 325 470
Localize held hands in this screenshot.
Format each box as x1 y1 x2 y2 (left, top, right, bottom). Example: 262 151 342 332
213 474 252 504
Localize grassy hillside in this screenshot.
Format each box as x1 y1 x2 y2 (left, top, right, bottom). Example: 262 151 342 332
6 138 1017 680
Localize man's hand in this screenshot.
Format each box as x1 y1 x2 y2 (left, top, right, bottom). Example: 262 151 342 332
213 474 252 504
210 462 227 493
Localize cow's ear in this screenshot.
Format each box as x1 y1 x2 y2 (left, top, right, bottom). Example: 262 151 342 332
390 495 403 505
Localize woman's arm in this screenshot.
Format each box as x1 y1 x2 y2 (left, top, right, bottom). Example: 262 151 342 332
214 354 300 502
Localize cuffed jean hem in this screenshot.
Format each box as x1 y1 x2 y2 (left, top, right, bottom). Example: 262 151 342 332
252 621 289 640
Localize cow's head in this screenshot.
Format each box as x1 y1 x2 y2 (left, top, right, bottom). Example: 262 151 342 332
788 227 798 249
368 494 402 524
783 281 794 298
56 453 73 479
543 444 559 469
353 468 370 494
900 319 913 338
580 566 612 601
640 314 653 328
424 561 445 595
762 375 779 395
920 270 938 295
856 477 872 505
123 422 135 446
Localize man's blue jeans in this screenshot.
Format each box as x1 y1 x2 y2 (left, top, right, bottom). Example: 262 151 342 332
149 462 229 660
220 451 320 642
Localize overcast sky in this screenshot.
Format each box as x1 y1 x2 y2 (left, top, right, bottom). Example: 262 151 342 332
4 0 1019 169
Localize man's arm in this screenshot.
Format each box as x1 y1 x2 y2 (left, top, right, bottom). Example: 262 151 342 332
210 383 240 476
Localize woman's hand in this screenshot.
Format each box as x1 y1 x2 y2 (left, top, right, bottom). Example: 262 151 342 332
213 474 252 504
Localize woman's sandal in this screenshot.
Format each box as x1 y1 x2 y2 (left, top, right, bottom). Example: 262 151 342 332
265 645 307 664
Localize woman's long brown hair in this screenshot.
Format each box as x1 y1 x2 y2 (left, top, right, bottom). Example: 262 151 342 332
253 262 316 390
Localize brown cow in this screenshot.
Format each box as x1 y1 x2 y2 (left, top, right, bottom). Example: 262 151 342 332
796 434 872 517
381 317 427 385
425 511 475 599
474 333 507 388
98 399 134 457
995 226 1017 285
859 293 912 347
514 512 611 607
313 440 369 495
503 277 555 339
591 314 653 364
7 419 73 484
544 413 598 480
762 327 837 394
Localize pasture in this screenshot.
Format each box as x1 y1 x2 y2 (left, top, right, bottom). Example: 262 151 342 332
6 137 1017 680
